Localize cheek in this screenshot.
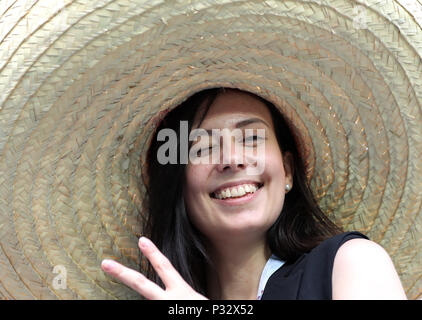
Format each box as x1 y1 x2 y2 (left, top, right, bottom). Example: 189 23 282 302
184 163 214 191
263 146 287 216
262 143 285 180
183 164 210 211
183 164 216 235
266 154 285 178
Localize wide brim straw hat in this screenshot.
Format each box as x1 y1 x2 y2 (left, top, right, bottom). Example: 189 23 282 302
0 0 421 300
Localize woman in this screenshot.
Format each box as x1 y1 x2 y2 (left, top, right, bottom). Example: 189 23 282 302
101 87 407 299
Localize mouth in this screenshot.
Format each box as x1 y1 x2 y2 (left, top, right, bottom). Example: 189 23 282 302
209 182 264 200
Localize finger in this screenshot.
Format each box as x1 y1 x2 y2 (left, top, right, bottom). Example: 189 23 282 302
101 259 164 300
138 237 187 289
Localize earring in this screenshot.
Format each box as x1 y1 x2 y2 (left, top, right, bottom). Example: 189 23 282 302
285 184 291 192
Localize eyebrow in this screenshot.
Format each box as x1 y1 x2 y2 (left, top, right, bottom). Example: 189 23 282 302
200 117 271 136
235 117 271 129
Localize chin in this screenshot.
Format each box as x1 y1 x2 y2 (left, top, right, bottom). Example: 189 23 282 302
215 216 274 237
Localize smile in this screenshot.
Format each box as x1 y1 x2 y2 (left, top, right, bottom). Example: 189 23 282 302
210 183 263 199
209 182 264 207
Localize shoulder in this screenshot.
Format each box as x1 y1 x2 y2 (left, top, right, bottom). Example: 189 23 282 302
332 237 407 299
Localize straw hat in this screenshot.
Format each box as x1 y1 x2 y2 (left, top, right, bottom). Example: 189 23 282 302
0 0 421 300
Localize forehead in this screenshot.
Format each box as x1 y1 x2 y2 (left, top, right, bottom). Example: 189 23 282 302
193 90 274 129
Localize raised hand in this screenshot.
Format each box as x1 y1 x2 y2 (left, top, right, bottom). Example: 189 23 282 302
101 236 208 300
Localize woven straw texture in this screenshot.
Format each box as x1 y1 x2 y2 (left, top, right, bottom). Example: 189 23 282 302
0 0 421 299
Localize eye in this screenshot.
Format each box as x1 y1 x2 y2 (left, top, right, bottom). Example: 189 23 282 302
197 148 208 156
245 135 259 141
197 145 216 156
243 135 263 144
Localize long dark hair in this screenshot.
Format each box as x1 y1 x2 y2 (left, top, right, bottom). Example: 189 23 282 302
141 87 343 295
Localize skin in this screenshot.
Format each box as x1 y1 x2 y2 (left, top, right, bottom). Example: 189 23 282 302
101 89 407 300
332 238 407 299
183 90 294 299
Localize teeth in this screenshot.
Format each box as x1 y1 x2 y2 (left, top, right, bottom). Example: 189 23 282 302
238 186 245 196
213 183 261 200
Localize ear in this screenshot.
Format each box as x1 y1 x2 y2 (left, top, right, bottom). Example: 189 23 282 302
282 151 294 189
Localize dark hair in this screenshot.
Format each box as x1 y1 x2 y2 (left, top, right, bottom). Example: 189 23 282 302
141 87 343 295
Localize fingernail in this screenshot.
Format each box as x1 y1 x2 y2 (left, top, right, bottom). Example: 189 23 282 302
102 259 116 271
139 237 149 249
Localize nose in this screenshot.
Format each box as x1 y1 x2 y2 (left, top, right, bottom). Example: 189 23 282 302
216 158 246 173
216 131 246 173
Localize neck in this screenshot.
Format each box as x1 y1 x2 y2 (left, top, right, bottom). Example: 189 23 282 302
205 235 271 300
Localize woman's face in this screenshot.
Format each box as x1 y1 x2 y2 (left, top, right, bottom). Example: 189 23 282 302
183 89 294 243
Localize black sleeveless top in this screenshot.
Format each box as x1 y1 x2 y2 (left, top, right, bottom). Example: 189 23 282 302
261 231 369 300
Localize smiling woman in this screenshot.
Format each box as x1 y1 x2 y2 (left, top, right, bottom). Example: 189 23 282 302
100 87 408 300
103 88 343 298
180 88 341 299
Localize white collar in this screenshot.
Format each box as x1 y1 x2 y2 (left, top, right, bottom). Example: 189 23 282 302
257 254 285 299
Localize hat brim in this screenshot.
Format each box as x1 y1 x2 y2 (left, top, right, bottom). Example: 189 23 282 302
0 0 421 299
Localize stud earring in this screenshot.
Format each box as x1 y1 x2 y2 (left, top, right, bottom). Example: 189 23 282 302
285 184 291 192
